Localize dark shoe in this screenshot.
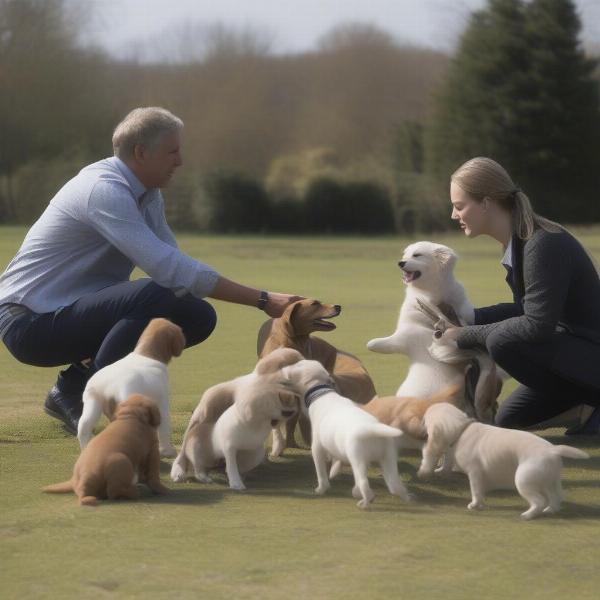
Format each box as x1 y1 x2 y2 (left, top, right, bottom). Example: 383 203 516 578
565 406 600 436
44 385 83 435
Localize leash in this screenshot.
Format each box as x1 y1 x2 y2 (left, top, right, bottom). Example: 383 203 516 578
303 384 336 409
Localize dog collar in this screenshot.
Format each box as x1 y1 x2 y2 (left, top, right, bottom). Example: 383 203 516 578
304 384 336 409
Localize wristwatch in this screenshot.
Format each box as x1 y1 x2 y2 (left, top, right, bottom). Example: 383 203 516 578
257 290 269 311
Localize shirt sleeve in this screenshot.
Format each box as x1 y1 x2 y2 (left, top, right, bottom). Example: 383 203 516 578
86 180 220 298
457 232 571 349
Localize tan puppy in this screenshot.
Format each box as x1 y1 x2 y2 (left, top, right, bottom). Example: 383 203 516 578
257 299 377 455
171 348 304 488
44 394 168 506
79 318 186 457
418 403 589 520
361 384 463 443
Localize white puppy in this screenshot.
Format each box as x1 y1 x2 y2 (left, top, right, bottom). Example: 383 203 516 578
282 358 411 509
367 240 497 421
170 348 303 490
78 318 185 458
418 403 589 520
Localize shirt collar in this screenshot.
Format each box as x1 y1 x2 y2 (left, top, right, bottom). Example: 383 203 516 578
113 156 148 203
501 237 513 269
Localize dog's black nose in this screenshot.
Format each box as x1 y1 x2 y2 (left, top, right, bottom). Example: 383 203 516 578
398 261 406 268
334 304 341 312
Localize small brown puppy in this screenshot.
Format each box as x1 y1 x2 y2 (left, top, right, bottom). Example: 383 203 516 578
257 298 377 455
361 384 463 442
44 394 168 506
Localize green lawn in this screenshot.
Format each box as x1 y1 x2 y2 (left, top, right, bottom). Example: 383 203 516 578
1 225 599 600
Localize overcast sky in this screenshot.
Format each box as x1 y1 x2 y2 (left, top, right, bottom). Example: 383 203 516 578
84 0 600 60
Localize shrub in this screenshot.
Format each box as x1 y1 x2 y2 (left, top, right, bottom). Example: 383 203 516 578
203 169 271 233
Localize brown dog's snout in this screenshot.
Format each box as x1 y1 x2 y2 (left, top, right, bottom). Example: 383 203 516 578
334 305 341 313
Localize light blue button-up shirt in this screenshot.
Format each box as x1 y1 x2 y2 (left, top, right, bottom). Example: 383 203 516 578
0 157 219 318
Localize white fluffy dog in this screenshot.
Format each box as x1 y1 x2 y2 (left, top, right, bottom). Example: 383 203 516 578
367 240 497 421
418 403 589 520
170 348 302 490
78 318 185 458
281 358 412 509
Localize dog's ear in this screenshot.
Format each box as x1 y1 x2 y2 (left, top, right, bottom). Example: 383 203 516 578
147 403 161 428
255 348 304 375
287 300 305 326
433 246 457 269
171 325 186 358
105 398 118 421
278 391 300 416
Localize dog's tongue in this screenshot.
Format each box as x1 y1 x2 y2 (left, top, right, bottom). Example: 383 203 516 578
402 271 416 284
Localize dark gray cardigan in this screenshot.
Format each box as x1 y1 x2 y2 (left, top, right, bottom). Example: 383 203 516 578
457 227 600 389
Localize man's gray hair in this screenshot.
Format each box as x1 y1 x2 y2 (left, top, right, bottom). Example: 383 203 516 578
112 107 184 159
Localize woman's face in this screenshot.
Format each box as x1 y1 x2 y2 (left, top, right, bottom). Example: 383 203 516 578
450 180 489 238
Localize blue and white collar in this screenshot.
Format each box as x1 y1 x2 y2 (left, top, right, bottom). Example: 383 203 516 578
304 384 336 409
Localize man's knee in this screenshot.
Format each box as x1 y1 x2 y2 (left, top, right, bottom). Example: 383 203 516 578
178 299 217 347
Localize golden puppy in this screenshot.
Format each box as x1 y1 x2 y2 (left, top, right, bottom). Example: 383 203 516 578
44 394 168 506
361 384 463 442
257 299 377 455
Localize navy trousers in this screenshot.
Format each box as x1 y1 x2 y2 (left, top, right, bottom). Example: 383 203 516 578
487 329 600 428
3 279 217 393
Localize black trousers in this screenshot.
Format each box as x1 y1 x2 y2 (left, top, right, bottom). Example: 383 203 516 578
3 279 217 393
487 328 600 428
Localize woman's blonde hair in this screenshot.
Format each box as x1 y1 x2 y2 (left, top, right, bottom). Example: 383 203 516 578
451 157 561 240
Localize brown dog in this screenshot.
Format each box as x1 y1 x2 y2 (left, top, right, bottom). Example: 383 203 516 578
257 299 377 455
44 394 168 506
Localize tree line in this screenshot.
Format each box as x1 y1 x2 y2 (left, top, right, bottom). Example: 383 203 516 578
1 0 598 232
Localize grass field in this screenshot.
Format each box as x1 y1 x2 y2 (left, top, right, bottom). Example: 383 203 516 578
1 225 600 600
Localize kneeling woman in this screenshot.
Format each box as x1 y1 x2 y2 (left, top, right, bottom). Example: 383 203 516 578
441 156 600 433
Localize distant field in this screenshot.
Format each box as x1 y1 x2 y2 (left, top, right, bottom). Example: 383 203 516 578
1 225 599 600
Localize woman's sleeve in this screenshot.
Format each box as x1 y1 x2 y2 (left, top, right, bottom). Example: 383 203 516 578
457 232 571 349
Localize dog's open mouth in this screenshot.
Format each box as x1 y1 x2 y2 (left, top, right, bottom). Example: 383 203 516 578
402 269 421 284
312 306 341 331
313 317 337 331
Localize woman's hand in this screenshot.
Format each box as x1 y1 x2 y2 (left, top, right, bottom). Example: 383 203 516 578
434 325 462 344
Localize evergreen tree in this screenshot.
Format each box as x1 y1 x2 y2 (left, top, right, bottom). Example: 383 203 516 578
520 0 600 219
426 0 600 222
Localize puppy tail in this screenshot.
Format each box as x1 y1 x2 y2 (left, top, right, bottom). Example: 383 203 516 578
42 480 74 494
358 423 402 439
553 445 590 460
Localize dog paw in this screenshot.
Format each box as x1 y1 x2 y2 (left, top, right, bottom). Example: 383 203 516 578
417 467 432 480
160 446 178 458
229 481 246 491
194 473 214 484
315 484 330 495
170 464 187 483
467 501 484 511
356 498 372 510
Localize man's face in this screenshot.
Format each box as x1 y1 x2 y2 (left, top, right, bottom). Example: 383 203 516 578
135 131 183 189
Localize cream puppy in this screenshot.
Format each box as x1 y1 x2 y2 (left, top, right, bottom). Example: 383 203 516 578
367 241 498 421
418 403 589 520
170 348 303 490
282 358 412 509
78 318 185 458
